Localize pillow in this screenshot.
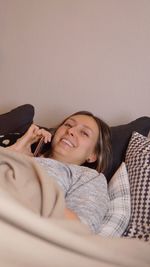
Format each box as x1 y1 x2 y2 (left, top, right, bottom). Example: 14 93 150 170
123 132 150 242
104 116 150 182
99 162 131 237
0 133 22 147
0 104 34 135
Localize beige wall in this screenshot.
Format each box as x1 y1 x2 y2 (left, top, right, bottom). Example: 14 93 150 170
0 0 150 127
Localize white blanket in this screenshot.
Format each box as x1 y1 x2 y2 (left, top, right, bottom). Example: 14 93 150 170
0 148 149 267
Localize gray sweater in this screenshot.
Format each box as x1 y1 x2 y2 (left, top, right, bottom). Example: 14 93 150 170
35 157 109 234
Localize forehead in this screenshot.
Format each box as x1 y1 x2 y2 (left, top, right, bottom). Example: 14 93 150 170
66 114 99 133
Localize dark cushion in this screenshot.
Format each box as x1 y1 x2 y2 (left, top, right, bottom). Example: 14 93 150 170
0 104 34 135
104 117 150 182
0 104 34 148
0 133 22 147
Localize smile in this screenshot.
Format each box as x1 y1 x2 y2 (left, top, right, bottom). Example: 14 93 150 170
61 138 75 148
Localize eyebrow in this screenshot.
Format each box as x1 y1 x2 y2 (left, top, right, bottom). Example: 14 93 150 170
66 118 94 134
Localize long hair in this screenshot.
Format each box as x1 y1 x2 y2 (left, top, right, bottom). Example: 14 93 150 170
43 111 112 173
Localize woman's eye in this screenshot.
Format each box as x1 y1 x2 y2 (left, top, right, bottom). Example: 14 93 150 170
81 131 89 137
64 122 72 127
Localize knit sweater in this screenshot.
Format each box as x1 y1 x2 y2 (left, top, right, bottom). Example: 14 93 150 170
35 157 109 234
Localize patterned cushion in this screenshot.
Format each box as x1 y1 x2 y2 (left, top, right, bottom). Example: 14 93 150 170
123 132 150 242
105 116 150 182
99 162 131 237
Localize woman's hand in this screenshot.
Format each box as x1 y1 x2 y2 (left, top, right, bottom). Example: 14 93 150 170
7 124 52 156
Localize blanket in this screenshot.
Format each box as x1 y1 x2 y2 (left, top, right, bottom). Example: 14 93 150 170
0 147 149 267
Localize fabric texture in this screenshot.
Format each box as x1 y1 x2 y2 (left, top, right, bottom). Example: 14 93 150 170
0 147 150 267
0 147 65 218
35 157 109 234
123 132 150 242
99 162 131 237
105 116 150 182
0 104 34 135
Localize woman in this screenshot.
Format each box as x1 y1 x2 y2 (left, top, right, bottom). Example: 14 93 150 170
9 111 111 234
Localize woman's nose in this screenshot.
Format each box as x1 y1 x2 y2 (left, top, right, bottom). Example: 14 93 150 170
67 127 76 136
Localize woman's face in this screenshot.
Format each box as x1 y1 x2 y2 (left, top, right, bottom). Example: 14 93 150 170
51 114 99 165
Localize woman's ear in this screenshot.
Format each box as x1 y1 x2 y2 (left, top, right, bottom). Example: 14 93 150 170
87 153 97 163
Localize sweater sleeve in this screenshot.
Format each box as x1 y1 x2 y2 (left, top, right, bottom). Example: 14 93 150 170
65 173 109 234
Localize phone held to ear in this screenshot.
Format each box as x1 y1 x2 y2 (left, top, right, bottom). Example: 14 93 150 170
33 128 55 157
33 137 45 157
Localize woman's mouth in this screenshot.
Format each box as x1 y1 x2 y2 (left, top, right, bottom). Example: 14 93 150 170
61 138 75 148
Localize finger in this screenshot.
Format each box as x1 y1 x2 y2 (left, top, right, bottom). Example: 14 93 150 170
43 133 52 143
37 129 52 143
29 124 39 135
45 131 52 143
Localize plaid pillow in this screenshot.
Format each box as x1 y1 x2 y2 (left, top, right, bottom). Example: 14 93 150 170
99 162 131 237
123 132 150 242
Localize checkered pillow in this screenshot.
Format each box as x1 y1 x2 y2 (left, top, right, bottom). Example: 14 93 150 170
99 162 131 237
123 132 150 242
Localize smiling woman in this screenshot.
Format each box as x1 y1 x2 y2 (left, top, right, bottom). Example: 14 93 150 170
6 110 112 234
50 114 99 166
47 111 111 173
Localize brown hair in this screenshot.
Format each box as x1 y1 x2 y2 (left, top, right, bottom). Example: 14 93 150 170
48 111 112 173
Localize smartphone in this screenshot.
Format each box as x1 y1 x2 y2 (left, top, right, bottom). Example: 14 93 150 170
33 128 55 157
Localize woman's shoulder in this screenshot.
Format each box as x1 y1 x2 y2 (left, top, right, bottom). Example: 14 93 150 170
66 164 107 195
34 157 65 170
35 157 106 182
67 162 106 180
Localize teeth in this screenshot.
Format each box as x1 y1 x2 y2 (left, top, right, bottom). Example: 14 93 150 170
61 138 74 147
